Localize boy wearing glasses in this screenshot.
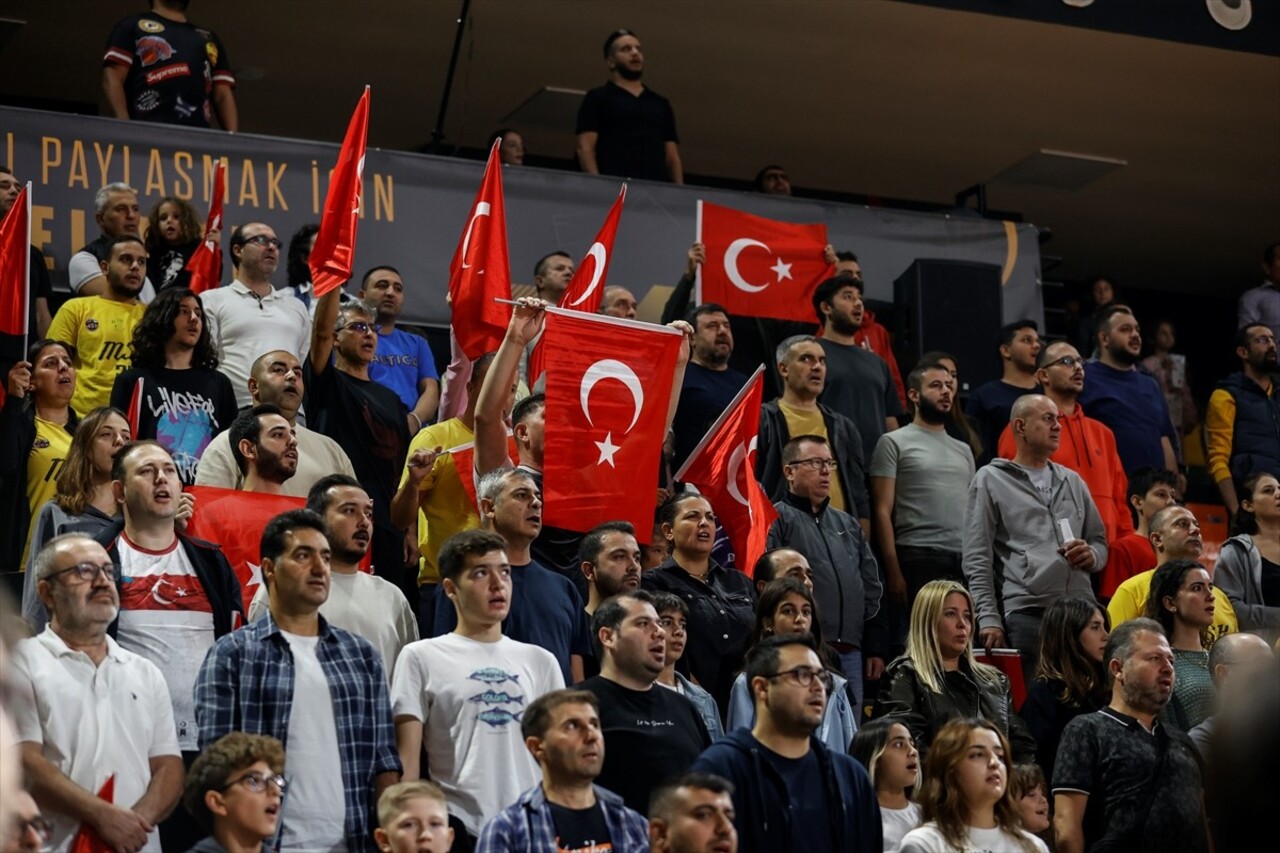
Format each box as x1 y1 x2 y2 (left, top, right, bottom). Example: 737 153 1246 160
692 633 880 853
183 732 286 853
11 533 183 852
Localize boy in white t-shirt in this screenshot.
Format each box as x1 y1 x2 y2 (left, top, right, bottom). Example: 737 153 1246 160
391 529 564 848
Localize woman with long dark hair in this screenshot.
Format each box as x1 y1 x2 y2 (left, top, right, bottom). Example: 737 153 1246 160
1019 595 1109 783
1215 472 1280 642
109 287 237 484
850 718 923 851
724 578 856 751
1144 558 1217 731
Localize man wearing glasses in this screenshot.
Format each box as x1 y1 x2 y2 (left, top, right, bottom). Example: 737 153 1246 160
1205 323 1280 516
767 434 883 711
201 222 312 410
10 533 183 852
994 340 1134 546
692 633 881 853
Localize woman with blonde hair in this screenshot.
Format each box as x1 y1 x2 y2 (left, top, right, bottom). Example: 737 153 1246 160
899 718 1047 852
874 580 1036 761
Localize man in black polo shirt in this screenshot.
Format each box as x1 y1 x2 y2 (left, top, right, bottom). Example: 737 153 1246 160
576 29 683 184
577 591 710 814
1053 618 1210 853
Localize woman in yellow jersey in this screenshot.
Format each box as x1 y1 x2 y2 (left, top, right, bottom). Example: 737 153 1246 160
0 339 78 574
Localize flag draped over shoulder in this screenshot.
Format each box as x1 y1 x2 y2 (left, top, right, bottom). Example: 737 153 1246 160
184 159 226 294
310 86 370 298
448 140 511 360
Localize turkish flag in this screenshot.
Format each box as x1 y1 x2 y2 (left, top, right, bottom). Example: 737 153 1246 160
310 86 370 298
541 308 683 534
447 433 519 510
0 183 30 336
185 159 226 294
69 775 115 853
675 367 776 576
696 200 834 323
528 183 627 384
448 139 512 360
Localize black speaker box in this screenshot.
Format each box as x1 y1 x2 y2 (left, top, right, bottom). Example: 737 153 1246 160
892 259 1005 393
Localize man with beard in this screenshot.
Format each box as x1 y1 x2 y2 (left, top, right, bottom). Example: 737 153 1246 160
966 319 1042 467
1053 619 1210 853
47 234 148 412
1080 305 1180 476
576 29 682 184
475 690 650 852
196 350 357 496
692 633 880 853
1205 323 1280 514
577 521 643 679
964 395 1107 680
98 441 244 849
12 533 183 852
648 773 739 853
767 435 883 708
812 277 905 461
577 591 710 815
670 304 749 468
833 252 907 407
359 266 440 430
871 363 976 610
249 475 417 679
996 340 1134 546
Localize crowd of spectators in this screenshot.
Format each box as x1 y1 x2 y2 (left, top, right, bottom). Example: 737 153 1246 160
0 3 1278 852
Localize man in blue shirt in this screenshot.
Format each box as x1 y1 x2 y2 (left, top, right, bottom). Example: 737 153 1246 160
359 265 440 433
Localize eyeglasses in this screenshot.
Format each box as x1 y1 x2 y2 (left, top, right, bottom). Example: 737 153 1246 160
766 665 833 692
339 321 380 335
242 235 283 248
789 457 837 472
44 561 117 583
220 771 288 794
10 815 51 843
1044 355 1085 369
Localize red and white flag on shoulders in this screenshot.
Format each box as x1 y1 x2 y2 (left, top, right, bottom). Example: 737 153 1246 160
310 86 371 298
0 182 31 337
449 140 512 360
529 182 627 383
675 366 776 576
185 159 226 294
696 200 834 323
541 308 683 534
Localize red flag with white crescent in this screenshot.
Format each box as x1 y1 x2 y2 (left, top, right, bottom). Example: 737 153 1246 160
0 183 31 337
528 183 627 384
674 366 776 576
541 308 683 534
696 200 834 323
126 376 144 437
448 140 512 360
310 86 370 298
185 159 226 294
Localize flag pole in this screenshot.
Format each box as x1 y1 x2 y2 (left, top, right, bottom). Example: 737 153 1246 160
22 183 31 356
673 364 765 481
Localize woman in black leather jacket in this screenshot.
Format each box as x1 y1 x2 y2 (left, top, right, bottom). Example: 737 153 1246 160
873 579 1037 762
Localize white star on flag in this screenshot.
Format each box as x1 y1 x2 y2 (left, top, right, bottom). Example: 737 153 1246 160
595 432 621 467
771 258 793 281
246 561 263 590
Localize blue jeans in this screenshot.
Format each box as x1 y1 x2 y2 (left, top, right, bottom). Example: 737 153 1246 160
835 647 864 719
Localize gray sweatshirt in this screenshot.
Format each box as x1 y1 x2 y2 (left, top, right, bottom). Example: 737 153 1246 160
962 458 1107 630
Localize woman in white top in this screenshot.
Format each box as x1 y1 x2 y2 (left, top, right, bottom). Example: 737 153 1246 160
850 718 923 852
899 718 1047 853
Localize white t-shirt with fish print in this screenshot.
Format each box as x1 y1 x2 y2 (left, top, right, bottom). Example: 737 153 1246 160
390 632 565 835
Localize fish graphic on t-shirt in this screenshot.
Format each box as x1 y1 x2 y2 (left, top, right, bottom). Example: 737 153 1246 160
468 690 524 706
477 708 522 728
469 667 519 686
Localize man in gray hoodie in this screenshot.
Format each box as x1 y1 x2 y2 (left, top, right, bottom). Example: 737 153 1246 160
963 394 1107 681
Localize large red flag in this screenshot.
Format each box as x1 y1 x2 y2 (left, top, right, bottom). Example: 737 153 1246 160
541 308 683 534
528 183 627 384
448 140 511 360
185 159 226 294
696 200 834 323
310 86 370 298
674 367 777 576
0 183 31 336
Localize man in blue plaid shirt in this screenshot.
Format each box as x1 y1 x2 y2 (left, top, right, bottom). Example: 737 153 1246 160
475 688 649 852
195 509 402 852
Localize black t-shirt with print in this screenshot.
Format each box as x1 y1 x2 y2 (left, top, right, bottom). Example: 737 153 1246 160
104 12 234 127
548 801 613 852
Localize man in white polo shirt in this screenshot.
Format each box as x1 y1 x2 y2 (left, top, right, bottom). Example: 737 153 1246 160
200 222 312 409
10 533 183 852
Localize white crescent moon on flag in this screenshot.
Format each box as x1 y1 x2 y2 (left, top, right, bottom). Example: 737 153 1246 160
567 242 608 307
151 577 175 606
725 435 759 518
724 238 770 292
580 359 644 433
460 201 491 269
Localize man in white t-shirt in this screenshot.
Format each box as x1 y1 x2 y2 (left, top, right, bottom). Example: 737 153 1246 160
195 508 402 852
392 528 564 849
12 533 183 852
249 474 417 677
